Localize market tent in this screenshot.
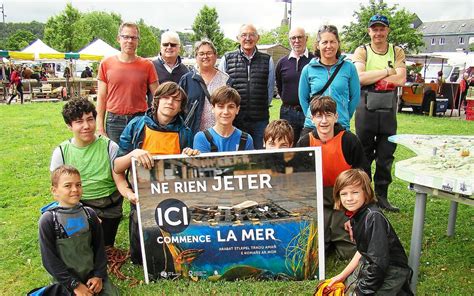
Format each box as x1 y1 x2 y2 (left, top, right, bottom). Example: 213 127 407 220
21 39 60 60
0 50 35 60
79 39 119 58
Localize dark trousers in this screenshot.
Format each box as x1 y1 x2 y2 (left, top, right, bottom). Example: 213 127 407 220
106 112 145 144
234 118 268 149
8 83 24 104
280 104 305 147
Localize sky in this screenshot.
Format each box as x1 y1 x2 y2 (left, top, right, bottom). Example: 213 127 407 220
2 0 473 39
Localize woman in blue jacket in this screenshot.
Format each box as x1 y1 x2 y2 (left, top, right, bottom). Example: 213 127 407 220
299 25 360 136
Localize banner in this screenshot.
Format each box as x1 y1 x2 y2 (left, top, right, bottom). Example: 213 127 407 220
132 148 324 283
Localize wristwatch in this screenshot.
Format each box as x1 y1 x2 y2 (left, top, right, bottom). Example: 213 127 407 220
70 279 80 290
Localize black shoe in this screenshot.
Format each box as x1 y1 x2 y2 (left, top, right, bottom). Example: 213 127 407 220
377 198 400 213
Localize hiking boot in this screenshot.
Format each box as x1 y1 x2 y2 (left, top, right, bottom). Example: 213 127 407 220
377 196 400 213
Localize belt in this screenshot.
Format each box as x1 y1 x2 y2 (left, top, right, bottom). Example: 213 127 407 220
109 111 145 117
282 103 302 112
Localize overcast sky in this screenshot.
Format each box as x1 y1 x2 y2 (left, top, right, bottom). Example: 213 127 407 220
2 0 473 38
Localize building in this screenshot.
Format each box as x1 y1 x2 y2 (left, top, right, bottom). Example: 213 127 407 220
418 19 474 52
257 44 290 64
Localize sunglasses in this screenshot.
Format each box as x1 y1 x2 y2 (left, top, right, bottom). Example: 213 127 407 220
162 43 178 48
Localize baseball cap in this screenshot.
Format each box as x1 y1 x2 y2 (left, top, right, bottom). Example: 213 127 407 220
368 14 390 28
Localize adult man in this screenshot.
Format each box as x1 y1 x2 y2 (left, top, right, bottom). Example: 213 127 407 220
81 66 93 78
218 24 275 149
96 22 159 144
153 31 189 84
353 14 406 212
275 27 314 144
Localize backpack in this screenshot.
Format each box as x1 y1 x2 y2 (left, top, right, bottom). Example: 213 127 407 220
203 129 248 152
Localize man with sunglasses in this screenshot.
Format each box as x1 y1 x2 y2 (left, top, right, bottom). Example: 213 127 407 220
352 14 407 212
275 27 314 145
96 22 159 145
153 31 189 84
218 23 275 149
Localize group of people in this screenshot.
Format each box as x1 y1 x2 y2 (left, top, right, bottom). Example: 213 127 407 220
35 14 414 295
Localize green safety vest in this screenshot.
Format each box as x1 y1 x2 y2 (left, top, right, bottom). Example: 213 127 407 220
365 43 395 71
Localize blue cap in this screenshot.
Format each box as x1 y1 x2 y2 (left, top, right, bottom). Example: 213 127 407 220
368 14 389 27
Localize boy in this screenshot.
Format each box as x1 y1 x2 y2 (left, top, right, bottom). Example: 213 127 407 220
38 165 118 295
50 98 134 249
263 119 294 149
114 81 196 265
193 85 254 152
297 96 368 260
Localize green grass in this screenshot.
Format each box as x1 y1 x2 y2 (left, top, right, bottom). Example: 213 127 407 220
0 101 473 295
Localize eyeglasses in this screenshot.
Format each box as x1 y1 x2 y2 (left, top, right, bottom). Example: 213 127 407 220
240 33 258 39
313 112 336 121
162 43 178 48
197 51 215 58
289 35 305 41
120 35 139 41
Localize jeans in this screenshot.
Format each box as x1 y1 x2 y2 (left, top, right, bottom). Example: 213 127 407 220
280 105 305 146
106 112 144 144
235 118 268 149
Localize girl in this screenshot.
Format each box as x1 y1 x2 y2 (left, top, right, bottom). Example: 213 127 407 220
328 169 413 295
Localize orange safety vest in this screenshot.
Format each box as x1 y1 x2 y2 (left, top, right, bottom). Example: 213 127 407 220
309 131 351 187
142 126 181 155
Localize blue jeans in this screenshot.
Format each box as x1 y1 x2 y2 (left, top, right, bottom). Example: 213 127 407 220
234 118 268 150
280 105 305 145
106 112 144 144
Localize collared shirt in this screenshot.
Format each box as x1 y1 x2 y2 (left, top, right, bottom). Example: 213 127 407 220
218 47 275 104
288 48 309 60
158 54 179 73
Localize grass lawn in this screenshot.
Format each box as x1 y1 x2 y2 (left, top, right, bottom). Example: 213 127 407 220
0 100 473 295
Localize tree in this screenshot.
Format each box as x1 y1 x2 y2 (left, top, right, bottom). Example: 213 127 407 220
43 3 82 52
341 0 424 53
259 25 290 49
74 11 122 50
191 5 225 55
5 30 37 50
136 19 160 57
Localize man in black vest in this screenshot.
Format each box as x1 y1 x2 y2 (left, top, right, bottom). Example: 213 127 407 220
218 24 275 149
153 31 189 84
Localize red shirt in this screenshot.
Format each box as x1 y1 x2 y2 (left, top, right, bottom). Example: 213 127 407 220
98 56 158 115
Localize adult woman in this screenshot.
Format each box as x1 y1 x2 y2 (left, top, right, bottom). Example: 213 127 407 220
299 25 360 135
179 39 230 136
7 65 24 105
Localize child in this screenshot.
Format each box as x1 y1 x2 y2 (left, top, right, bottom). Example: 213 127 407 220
263 119 294 149
50 98 134 249
38 165 118 295
297 96 368 259
328 169 413 295
193 85 254 152
114 81 197 265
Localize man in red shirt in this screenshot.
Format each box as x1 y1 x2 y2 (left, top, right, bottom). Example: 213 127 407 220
96 22 159 144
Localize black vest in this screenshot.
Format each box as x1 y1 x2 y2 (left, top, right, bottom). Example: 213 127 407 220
224 49 270 120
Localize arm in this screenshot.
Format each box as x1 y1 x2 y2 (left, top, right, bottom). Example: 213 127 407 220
328 251 362 287
148 81 159 97
298 66 311 117
348 64 361 119
50 146 64 172
109 141 137 203
268 57 275 104
383 48 407 86
218 56 227 73
96 80 108 137
275 58 283 97
39 213 81 290
114 149 154 173
245 134 255 150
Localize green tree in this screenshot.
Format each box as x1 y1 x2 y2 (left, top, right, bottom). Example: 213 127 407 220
221 37 238 53
341 0 424 53
259 25 290 49
191 5 225 55
74 11 122 50
136 19 160 57
43 3 82 51
5 30 37 50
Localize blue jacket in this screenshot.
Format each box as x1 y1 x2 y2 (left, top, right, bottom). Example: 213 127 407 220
118 109 192 156
298 55 360 130
179 69 232 136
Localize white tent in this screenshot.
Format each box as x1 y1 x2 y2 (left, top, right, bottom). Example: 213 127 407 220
21 39 60 59
79 39 119 58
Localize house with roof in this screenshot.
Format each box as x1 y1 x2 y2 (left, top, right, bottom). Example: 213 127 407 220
418 19 474 52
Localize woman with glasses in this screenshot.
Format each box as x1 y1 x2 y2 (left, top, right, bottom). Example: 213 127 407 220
179 39 231 136
298 25 360 137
